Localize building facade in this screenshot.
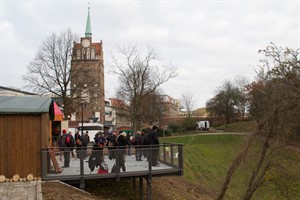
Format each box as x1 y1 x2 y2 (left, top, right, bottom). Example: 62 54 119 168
71 8 105 124
160 95 180 117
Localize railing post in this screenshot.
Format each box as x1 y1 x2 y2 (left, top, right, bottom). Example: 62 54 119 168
170 144 174 165
178 144 184 176
133 178 136 192
147 175 152 200
80 147 85 189
139 177 144 200
148 146 152 173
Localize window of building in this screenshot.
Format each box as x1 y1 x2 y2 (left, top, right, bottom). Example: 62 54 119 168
86 48 90 59
82 49 85 59
77 50 81 59
105 111 112 115
91 49 95 59
105 101 111 106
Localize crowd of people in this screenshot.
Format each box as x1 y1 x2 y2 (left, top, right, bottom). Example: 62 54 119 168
57 125 161 171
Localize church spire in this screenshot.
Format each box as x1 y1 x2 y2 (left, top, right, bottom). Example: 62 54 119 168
85 6 92 37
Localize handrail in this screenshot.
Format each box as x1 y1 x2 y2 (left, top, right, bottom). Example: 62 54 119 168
41 143 183 181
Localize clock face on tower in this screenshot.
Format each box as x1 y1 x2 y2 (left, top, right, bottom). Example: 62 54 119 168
81 39 90 48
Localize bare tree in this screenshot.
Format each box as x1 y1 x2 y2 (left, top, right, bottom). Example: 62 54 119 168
140 90 164 126
180 92 196 117
23 28 81 118
110 44 177 132
218 43 300 200
234 76 250 119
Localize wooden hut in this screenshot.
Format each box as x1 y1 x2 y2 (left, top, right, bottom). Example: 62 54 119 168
0 96 54 178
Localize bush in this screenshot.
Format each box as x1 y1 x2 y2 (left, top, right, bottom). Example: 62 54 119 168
158 128 172 137
181 117 197 131
167 122 180 133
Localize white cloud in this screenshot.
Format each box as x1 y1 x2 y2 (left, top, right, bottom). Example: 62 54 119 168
1 1 298 108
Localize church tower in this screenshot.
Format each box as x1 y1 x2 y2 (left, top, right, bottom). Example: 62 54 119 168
71 7 105 124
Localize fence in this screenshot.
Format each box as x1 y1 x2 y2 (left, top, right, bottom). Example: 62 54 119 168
41 143 183 182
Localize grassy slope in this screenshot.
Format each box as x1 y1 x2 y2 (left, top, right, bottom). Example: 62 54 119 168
160 134 300 200
215 120 257 132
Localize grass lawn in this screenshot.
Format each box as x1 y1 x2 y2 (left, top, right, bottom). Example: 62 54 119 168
215 120 257 132
160 134 300 200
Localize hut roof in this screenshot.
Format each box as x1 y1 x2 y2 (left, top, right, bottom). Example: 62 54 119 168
0 96 54 118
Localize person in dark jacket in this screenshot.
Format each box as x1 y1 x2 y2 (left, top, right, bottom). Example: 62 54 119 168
142 131 149 160
107 131 118 160
74 131 82 158
88 144 102 172
135 131 143 161
81 131 90 159
148 125 160 166
68 132 75 157
125 133 132 156
94 132 101 145
59 129 70 168
116 132 127 172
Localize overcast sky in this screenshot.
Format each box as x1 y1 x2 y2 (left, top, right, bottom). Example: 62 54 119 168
1 0 299 107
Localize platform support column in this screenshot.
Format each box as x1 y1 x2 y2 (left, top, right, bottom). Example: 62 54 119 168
80 148 85 189
80 178 85 189
133 178 136 192
139 177 144 200
147 175 152 200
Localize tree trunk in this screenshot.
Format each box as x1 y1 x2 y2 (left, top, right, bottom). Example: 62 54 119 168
243 129 272 200
217 134 255 200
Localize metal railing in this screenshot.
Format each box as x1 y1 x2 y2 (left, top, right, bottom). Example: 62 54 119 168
41 143 183 181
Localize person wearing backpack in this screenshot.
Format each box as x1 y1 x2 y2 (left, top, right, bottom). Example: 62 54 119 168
59 129 70 168
74 131 82 158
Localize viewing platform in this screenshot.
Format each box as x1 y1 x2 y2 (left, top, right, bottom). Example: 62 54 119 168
42 143 183 199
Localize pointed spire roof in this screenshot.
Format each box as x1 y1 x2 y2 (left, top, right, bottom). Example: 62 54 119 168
85 7 92 37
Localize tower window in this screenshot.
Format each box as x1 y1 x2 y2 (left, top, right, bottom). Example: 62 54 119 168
86 48 90 59
82 49 86 59
91 49 95 59
77 50 81 59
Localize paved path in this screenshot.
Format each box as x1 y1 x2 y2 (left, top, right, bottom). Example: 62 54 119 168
0 181 42 200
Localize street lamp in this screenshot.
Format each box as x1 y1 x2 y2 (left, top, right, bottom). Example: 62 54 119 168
81 102 84 136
